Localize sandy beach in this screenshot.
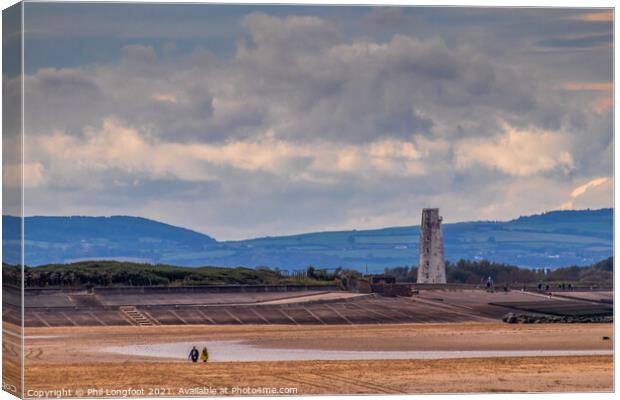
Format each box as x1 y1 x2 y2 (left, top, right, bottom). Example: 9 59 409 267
13 322 613 395
25 356 612 395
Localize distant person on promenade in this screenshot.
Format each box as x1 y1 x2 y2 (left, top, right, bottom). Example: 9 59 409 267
485 276 493 290
188 346 199 363
200 346 209 363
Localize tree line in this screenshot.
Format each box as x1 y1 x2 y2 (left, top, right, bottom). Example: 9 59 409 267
383 257 613 286
2 257 612 288
2 261 286 288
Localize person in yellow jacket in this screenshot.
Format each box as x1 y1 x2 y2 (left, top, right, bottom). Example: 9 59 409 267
200 346 209 363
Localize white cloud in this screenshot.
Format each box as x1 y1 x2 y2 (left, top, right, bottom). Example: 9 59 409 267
559 177 612 210
571 177 609 198
455 121 574 176
27 118 435 189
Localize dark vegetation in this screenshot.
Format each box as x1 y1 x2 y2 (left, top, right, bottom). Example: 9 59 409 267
2 257 611 288
383 256 613 286
2 261 335 288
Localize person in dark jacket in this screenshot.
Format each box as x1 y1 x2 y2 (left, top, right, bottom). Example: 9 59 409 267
188 346 199 363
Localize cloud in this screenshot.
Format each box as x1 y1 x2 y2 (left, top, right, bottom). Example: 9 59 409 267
559 177 612 210
241 12 341 52
535 33 612 49
571 177 610 198
23 16 557 146
454 122 574 176
18 10 613 238
364 7 412 27
560 82 612 92
151 92 179 104
559 81 612 113
15 163 46 189
27 118 435 190
567 11 613 22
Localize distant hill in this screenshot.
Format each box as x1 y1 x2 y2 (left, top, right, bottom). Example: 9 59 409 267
3 215 216 266
2 209 613 271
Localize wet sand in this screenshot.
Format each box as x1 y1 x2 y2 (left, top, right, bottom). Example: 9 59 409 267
102 340 611 362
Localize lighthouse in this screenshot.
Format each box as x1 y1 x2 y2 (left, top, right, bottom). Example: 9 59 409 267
417 208 446 284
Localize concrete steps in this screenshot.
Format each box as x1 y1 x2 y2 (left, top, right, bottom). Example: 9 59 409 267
119 306 157 326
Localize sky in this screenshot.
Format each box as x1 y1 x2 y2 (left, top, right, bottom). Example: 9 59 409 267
6 4 614 240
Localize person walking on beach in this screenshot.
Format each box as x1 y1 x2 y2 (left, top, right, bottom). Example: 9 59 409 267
188 346 199 363
200 346 209 363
